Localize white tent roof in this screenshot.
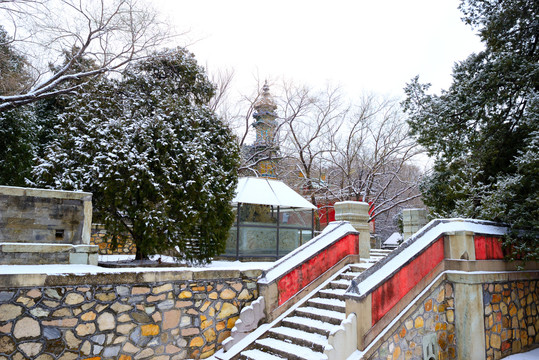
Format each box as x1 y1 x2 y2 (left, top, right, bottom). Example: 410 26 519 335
232 177 317 210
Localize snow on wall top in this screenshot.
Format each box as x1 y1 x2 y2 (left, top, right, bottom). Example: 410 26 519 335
232 177 317 210
346 218 508 299
0 185 92 200
259 221 358 284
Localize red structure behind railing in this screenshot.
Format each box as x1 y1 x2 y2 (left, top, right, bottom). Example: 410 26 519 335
474 235 505 260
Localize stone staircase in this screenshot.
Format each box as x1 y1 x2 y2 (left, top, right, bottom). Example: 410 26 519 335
233 262 372 360
366 248 393 263
216 248 393 360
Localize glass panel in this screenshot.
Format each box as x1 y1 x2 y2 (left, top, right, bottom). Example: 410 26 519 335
280 208 311 228
223 228 238 256
278 228 300 256
224 205 314 258
238 227 277 257
239 204 277 225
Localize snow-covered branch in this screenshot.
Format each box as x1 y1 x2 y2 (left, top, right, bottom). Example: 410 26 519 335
0 0 173 110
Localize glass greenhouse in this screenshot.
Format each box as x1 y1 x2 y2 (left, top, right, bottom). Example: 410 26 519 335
222 177 316 260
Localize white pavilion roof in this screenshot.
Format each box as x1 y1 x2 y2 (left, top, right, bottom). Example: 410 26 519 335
232 177 317 210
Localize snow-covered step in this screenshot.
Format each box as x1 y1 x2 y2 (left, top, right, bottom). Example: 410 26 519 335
329 278 351 289
240 348 286 360
294 306 345 325
307 297 345 312
318 288 347 300
254 337 328 360
268 326 328 352
371 249 392 254
281 316 340 336
350 263 372 271
340 271 364 280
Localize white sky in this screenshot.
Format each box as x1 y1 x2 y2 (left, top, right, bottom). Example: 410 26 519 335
155 0 484 99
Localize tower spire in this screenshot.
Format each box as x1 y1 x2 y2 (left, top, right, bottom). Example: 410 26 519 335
251 82 279 178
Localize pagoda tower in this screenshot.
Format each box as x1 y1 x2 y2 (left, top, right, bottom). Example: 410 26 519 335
251 82 279 178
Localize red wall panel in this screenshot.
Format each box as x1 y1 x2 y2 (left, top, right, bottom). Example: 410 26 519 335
371 237 445 325
474 236 504 260
277 233 359 305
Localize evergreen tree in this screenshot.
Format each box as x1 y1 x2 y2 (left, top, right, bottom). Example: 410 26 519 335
403 0 538 261
33 47 101 159
0 26 34 186
33 48 240 262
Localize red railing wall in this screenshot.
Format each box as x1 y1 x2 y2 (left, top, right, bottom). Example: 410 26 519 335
371 237 445 325
277 233 359 305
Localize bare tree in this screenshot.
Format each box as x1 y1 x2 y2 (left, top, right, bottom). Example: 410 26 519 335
278 81 348 202
0 0 172 111
208 67 235 114
222 78 424 232
326 96 424 221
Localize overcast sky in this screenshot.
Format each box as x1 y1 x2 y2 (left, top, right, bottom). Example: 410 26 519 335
155 0 483 100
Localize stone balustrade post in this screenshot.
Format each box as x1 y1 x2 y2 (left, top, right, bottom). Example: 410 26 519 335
334 201 370 259
402 208 428 240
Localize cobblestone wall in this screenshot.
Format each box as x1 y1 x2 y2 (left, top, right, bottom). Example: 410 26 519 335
0 272 259 360
483 280 539 360
368 281 457 360
90 225 136 255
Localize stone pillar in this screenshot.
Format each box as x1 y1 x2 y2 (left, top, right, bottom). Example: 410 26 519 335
334 201 370 259
445 231 476 260
346 294 372 351
81 194 93 245
402 208 428 240
454 281 486 359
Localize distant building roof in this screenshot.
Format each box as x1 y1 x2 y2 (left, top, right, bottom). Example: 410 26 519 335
383 232 403 248
232 177 317 210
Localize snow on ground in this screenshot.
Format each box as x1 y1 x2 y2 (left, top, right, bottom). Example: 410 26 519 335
347 348 539 360
0 259 274 275
501 348 539 360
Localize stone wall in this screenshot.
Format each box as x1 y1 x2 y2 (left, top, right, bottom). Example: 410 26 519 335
90 225 136 256
0 186 96 265
0 269 261 360
0 186 91 245
483 280 539 360
367 281 457 360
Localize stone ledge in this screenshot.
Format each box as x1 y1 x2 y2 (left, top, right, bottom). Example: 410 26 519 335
0 268 263 289
0 243 98 254
0 243 74 253
73 245 99 253
0 185 92 201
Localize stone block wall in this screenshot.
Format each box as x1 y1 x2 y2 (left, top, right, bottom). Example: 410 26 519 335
0 186 91 245
0 269 260 360
90 225 136 255
0 186 96 265
483 280 539 360
367 281 457 360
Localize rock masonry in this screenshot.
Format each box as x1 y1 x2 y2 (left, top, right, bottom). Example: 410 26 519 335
368 281 457 360
0 275 258 360
483 280 539 360
90 225 136 255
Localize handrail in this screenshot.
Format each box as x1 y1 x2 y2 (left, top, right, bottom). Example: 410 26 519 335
346 218 507 299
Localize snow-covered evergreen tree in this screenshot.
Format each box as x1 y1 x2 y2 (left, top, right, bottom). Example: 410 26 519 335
403 0 538 261
0 26 35 186
33 48 240 262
